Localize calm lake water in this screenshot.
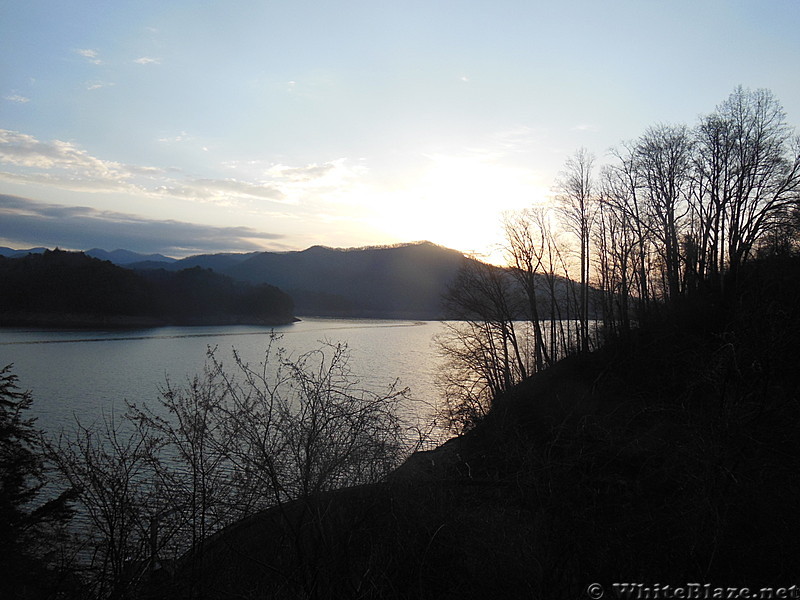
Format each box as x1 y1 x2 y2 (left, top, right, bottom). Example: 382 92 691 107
0 318 447 441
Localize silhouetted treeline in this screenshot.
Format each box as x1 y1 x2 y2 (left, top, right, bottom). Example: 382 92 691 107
0 249 295 326
439 86 800 430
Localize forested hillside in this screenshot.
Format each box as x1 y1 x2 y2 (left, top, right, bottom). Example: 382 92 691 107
0 249 295 326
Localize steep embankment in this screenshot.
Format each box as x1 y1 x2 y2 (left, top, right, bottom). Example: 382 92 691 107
155 257 800 599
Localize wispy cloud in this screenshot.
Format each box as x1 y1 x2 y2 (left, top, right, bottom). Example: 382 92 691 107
0 129 290 205
157 131 192 144
133 56 161 65
4 94 30 103
269 159 367 187
266 162 339 182
0 129 130 177
0 194 284 256
0 129 375 229
86 81 115 91
75 48 102 65
155 178 285 204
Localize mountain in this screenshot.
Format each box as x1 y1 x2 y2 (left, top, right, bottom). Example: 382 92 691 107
130 241 469 319
1 242 592 320
154 251 260 272
0 249 295 327
222 242 468 318
1 242 469 319
84 248 177 265
0 247 176 265
0 246 48 258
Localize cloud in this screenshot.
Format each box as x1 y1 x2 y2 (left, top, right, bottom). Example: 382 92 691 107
268 159 367 187
0 194 284 256
0 129 129 178
86 81 115 91
157 178 286 203
133 56 161 65
0 130 370 216
75 48 102 64
4 94 30 103
266 162 338 182
157 131 192 143
0 129 287 205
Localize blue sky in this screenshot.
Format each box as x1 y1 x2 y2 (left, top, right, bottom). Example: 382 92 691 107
1 0 799 259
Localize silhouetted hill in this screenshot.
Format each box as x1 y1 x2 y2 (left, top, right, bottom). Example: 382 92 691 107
0 250 295 327
137 242 471 318
225 242 469 318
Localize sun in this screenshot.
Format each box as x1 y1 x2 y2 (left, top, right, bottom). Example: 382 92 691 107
375 154 548 264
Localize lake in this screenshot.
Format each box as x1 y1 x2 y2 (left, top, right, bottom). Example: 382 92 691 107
0 318 449 443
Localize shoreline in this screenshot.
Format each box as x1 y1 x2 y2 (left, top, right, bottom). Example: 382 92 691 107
0 312 299 330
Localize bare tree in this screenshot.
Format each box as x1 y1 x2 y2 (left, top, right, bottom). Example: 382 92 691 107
556 148 596 352
45 413 155 599
437 258 529 430
635 123 694 303
694 87 800 289
605 143 657 320
45 338 415 598
503 210 552 371
594 172 638 335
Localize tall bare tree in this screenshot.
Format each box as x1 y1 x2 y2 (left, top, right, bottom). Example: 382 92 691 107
694 87 800 289
556 148 596 352
635 123 693 302
503 210 551 371
437 258 528 430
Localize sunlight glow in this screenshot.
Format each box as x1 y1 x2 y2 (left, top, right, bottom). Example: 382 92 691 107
374 154 549 263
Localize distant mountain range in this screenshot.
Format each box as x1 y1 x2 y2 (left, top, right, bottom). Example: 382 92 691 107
0 247 176 264
139 242 469 318
84 248 178 265
1 242 471 319
0 242 593 319
0 246 50 258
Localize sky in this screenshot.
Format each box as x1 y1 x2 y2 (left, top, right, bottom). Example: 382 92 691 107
1 0 799 261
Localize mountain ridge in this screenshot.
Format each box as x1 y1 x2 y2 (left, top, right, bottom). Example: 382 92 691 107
132 241 470 319
0 241 588 320
0 241 472 319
